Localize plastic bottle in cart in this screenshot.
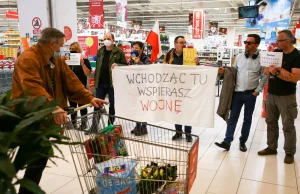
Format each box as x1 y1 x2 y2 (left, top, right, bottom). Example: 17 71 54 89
120 41 131 64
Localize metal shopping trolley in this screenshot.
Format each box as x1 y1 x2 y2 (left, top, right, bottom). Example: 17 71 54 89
64 105 199 194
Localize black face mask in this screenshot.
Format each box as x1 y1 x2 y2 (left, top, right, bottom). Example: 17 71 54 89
70 51 77 53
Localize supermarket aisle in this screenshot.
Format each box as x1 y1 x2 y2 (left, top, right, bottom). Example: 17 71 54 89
33 85 300 194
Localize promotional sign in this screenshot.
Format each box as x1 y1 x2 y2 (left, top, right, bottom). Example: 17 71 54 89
6 10 18 19
208 22 218 36
183 48 197 66
260 51 283 67
89 0 104 29
219 27 227 35
121 42 131 62
113 64 218 127
65 53 81 66
78 36 99 58
192 10 205 39
116 0 128 28
246 0 291 29
64 26 72 41
238 35 242 47
189 13 193 26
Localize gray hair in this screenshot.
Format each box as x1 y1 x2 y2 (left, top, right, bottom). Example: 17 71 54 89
38 27 65 44
278 30 296 44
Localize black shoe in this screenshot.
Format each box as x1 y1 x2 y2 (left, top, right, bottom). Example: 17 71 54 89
186 135 193 142
257 147 277 156
215 141 230 150
172 133 182 141
284 154 294 164
135 127 148 136
239 143 247 152
131 126 139 134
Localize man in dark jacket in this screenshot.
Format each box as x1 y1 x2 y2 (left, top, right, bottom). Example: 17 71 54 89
93 33 127 126
164 36 200 142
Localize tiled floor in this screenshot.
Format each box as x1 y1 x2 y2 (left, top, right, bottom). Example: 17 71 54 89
20 85 300 194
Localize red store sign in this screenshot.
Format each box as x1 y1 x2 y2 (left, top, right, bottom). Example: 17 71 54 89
192 10 205 39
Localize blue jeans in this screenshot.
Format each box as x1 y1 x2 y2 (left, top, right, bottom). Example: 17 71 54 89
96 84 115 124
175 124 192 134
224 92 257 144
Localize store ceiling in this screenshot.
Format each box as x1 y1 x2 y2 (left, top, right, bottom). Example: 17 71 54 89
0 0 300 36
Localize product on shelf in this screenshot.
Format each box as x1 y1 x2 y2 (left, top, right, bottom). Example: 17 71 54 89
0 30 20 59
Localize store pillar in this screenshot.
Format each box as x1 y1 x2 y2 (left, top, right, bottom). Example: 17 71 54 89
17 0 51 38
51 0 78 44
226 27 235 47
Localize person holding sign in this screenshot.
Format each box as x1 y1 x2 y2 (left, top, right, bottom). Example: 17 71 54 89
90 33 127 131
62 42 92 130
163 36 200 142
215 34 267 152
129 41 151 136
258 30 300 164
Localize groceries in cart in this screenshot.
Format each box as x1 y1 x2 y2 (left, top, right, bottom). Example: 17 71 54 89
138 162 180 194
84 124 128 163
94 157 138 194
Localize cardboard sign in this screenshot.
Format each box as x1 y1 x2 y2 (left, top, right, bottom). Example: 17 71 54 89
260 51 283 67
65 53 81 66
183 48 197 66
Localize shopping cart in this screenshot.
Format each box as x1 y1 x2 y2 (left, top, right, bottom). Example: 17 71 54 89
64 105 199 194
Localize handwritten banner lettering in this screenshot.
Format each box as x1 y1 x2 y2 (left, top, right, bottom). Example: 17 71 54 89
112 64 218 127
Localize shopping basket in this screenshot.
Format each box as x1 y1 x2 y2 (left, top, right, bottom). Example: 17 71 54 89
64 104 199 194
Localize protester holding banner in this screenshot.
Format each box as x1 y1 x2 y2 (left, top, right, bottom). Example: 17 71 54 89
129 41 150 65
258 30 300 164
90 33 127 131
62 42 92 130
163 36 199 142
215 34 267 152
129 41 151 136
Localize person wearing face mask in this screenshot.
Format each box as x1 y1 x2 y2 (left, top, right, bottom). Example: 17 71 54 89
129 41 150 136
62 42 92 130
163 36 200 142
129 41 150 65
11 28 108 194
90 33 127 132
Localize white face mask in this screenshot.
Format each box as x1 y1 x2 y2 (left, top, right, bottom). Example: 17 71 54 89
104 40 112 47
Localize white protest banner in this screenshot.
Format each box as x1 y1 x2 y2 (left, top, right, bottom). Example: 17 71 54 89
112 64 218 128
260 51 283 67
65 53 81 66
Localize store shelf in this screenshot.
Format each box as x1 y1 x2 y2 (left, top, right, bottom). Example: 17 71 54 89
3 44 19 46
198 56 217 58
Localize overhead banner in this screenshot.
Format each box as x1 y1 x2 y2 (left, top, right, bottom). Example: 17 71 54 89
192 10 205 39
246 0 291 29
89 0 104 29
116 0 128 28
112 64 218 127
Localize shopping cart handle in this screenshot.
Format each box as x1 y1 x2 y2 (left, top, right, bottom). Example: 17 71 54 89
64 104 93 114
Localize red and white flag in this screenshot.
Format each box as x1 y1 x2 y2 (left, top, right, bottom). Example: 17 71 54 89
146 20 161 63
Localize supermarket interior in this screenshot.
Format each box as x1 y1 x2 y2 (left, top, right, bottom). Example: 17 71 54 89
2 0 300 194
